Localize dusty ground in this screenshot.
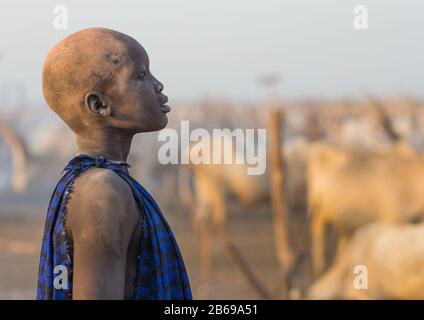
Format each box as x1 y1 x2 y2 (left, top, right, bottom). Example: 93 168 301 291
0 204 282 300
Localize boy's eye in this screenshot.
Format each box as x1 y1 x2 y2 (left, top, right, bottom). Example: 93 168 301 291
137 71 146 80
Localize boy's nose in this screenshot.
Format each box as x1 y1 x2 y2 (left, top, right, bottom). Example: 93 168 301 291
154 80 164 93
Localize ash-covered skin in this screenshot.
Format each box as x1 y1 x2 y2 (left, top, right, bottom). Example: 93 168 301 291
42 28 171 299
43 27 170 134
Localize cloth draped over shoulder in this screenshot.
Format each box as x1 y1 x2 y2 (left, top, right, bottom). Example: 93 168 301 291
37 154 192 300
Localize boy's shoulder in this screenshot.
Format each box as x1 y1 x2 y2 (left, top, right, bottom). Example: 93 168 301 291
74 167 131 195
66 167 139 235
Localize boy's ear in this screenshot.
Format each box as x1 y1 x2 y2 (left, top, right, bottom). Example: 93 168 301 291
84 91 112 117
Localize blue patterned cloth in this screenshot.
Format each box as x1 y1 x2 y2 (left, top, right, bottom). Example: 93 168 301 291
37 154 192 300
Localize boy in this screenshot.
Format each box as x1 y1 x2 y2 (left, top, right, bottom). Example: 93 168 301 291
37 27 192 300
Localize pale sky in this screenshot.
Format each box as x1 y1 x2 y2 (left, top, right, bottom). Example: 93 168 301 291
0 0 423 106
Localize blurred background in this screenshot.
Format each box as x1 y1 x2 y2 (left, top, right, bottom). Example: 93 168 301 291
1 0 424 299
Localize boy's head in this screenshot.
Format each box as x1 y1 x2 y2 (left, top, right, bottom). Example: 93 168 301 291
42 27 170 135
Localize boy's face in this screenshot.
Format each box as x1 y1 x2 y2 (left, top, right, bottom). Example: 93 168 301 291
110 43 170 133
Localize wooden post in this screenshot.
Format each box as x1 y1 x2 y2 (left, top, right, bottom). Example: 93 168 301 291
306 108 322 142
218 230 271 299
367 95 401 142
0 117 28 192
268 109 294 297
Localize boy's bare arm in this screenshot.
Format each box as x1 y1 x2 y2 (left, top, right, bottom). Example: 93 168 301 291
66 168 139 300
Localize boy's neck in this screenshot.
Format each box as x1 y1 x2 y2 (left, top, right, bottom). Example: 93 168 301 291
76 130 134 163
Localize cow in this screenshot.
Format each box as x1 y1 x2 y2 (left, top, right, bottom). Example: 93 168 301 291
308 222 424 299
308 141 424 277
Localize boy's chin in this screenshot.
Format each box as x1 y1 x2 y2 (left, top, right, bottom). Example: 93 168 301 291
137 115 168 133
156 115 169 130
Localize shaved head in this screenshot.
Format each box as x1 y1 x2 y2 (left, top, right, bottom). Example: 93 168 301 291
43 27 169 134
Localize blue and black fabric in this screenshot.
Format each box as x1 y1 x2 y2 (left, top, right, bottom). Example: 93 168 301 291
37 154 192 300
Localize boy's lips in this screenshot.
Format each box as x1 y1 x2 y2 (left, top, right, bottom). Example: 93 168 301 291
159 95 170 113
160 104 171 113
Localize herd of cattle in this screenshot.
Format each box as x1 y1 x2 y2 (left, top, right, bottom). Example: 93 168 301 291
175 98 424 299
1 97 424 299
